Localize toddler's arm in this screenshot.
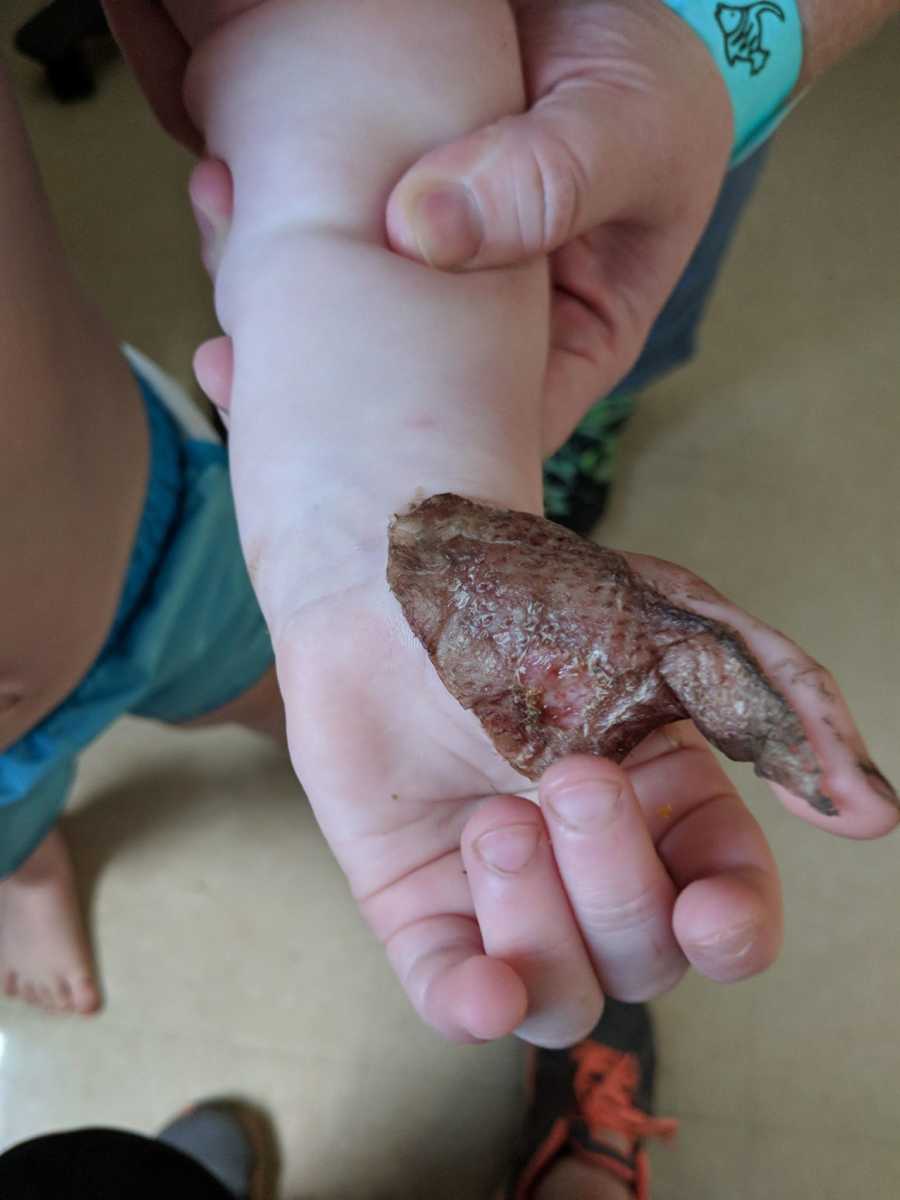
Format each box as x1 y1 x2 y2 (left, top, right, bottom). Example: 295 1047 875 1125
123 1 897 1051
164 0 549 630
151 0 574 1043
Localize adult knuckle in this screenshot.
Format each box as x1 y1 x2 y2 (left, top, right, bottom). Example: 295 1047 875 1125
517 127 587 254
581 882 667 935
611 959 688 1004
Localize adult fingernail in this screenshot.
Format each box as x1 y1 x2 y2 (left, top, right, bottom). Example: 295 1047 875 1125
411 184 483 268
689 922 761 964
546 778 623 832
474 824 541 874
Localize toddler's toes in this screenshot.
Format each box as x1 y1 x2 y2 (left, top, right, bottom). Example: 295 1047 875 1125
53 975 74 1013
0 828 101 1017
69 973 101 1015
36 983 56 1011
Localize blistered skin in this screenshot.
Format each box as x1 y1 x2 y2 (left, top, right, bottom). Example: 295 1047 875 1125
388 495 859 816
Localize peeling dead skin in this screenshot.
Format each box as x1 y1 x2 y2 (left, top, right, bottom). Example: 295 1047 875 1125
387 494 898 817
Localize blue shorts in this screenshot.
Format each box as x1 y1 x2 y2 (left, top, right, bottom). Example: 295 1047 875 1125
0 348 274 877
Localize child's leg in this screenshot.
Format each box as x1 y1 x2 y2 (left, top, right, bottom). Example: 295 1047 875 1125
0 67 149 750
0 63 282 1014
0 61 150 1014
0 826 99 1014
0 658 283 1018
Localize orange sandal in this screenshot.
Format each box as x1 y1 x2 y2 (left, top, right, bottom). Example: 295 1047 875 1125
505 1001 677 1200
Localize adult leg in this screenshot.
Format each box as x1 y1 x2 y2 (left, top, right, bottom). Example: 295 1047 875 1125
0 1098 277 1200
0 1130 232 1200
0 1099 278 1200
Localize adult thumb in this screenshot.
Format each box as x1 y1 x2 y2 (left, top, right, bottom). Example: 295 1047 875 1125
386 83 671 271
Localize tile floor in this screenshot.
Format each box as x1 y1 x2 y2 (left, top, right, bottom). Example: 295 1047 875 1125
1 6 899 1198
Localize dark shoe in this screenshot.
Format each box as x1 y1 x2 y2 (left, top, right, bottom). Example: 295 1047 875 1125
505 1000 676 1200
543 394 635 535
14 0 111 102
158 1099 279 1200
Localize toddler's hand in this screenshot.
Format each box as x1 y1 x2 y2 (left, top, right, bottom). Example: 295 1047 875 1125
185 160 897 1050
240 543 896 1048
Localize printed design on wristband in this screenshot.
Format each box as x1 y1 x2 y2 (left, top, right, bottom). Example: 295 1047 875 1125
714 2 786 74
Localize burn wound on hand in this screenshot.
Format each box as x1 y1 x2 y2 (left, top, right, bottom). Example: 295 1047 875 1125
387 495 898 818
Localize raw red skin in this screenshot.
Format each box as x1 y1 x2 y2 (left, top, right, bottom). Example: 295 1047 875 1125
387 494 894 816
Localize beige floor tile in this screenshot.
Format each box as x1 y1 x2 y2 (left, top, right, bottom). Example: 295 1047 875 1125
649 1117 900 1200
606 26 900 1199
2 721 523 1198
1 1009 521 1199
1 5 898 1199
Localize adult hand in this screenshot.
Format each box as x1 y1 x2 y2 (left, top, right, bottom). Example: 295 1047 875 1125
187 0 735 454
103 0 200 151
386 0 735 452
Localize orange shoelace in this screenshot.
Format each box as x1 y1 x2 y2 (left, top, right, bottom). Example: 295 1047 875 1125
514 1042 678 1200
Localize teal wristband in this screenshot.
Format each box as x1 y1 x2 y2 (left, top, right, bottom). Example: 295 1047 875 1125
661 2 804 164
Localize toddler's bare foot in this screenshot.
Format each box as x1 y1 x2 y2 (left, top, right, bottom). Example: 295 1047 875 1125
0 827 100 1015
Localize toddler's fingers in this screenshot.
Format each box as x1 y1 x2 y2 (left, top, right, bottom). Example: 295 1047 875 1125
627 552 899 839
193 336 233 419
188 158 233 277
461 795 603 1049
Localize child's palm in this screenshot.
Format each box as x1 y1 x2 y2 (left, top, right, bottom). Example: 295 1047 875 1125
270 562 897 1048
